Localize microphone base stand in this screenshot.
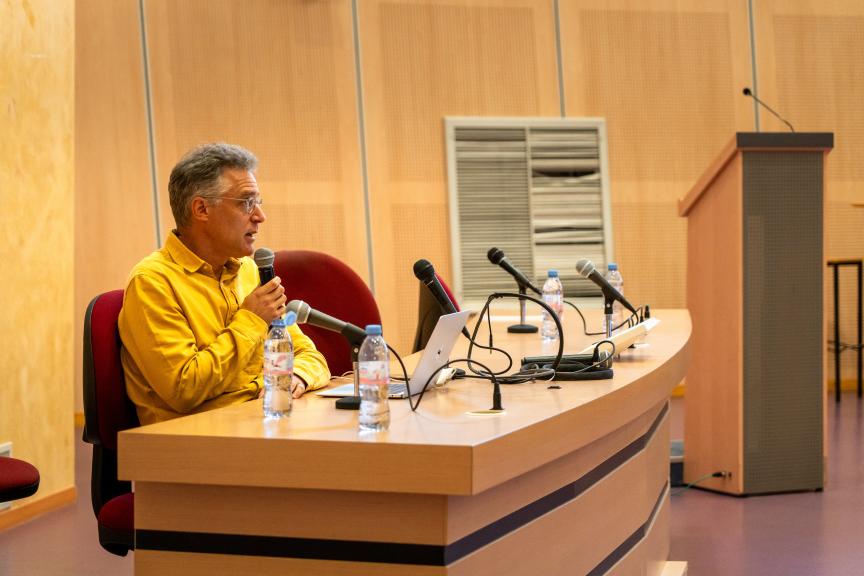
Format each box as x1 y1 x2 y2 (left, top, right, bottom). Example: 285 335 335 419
335 343 363 410
604 296 614 339
508 283 538 334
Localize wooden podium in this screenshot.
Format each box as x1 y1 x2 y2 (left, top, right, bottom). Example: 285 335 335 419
679 132 833 495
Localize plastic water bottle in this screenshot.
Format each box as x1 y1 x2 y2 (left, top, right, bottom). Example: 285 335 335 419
541 270 564 342
605 263 624 333
358 325 390 432
263 312 295 419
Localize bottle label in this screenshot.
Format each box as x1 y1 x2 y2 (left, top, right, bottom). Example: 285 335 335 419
359 361 389 386
265 352 293 376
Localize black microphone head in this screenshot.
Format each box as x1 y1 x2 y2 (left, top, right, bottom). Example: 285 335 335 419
575 258 595 278
253 247 275 268
413 259 435 282
487 247 505 265
742 87 752 96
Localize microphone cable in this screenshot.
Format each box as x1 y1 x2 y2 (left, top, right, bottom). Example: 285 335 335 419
462 291 563 384
522 340 617 385
563 298 644 336
387 346 502 412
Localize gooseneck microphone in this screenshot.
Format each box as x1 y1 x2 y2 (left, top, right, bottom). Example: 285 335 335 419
742 87 795 132
413 259 471 338
253 247 276 285
286 300 367 345
575 259 639 317
487 248 542 295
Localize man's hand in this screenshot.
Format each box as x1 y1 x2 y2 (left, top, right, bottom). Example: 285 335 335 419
290 376 307 398
257 375 307 399
241 277 286 324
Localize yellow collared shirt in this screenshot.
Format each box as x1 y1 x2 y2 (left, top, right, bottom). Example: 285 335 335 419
119 233 330 425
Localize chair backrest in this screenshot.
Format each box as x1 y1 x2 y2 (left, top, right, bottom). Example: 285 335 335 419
274 250 381 376
82 289 139 515
412 273 460 353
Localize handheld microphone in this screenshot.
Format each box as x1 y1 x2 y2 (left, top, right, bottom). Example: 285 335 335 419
486 247 542 295
413 259 471 338
742 87 795 132
253 247 276 285
286 300 367 345
575 259 639 317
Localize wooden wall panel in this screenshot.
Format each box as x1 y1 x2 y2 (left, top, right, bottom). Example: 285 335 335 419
359 0 560 351
753 0 864 388
825 194 864 385
75 0 154 412
559 0 753 310
0 0 75 508
71 0 864 416
143 0 368 280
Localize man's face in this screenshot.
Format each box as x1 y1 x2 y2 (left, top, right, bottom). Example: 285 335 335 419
205 168 266 261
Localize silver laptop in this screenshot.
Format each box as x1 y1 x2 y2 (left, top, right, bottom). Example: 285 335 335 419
316 310 470 399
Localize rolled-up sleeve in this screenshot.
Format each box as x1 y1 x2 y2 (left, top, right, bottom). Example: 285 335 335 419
288 323 331 390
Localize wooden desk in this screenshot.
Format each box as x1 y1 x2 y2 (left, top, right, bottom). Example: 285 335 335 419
119 309 691 575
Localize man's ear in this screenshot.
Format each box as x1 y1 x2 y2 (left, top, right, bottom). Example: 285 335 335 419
189 196 211 222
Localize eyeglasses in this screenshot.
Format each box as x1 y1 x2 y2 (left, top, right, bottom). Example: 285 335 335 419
200 195 264 214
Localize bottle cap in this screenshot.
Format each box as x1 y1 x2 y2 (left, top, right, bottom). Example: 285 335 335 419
607 263 618 271
548 270 559 277
365 324 383 336
270 316 286 327
283 311 297 326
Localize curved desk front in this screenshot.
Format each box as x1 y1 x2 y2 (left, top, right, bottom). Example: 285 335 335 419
119 309 691 575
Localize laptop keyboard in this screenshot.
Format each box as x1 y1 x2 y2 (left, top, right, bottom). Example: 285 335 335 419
388 382 407 397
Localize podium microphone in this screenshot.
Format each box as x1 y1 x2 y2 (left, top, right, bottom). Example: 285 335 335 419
742 87 795 132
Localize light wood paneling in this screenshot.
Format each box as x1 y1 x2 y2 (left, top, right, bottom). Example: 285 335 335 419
753 0 864 388
75 0 155 412
754 0 864 178
358 0 560 352
143 0 368 279
0 0 75 516
825 198 864 384
559 0 754 311
682 150 744 492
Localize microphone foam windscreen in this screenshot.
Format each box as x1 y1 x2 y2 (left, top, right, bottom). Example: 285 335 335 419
253 247 275 268
575 258 595 277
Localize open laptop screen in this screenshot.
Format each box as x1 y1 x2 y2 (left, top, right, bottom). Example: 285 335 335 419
316 310 469 399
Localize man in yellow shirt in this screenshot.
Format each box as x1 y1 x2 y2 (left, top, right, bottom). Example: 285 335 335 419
119 143 330 425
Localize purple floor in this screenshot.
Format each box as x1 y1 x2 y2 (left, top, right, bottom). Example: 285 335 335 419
0 396 862 575
670 395 864 576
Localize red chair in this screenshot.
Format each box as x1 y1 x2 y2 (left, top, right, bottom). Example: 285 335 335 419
412 273 460 353
0 456 39 503
273 250 381 376
82 289 138 556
